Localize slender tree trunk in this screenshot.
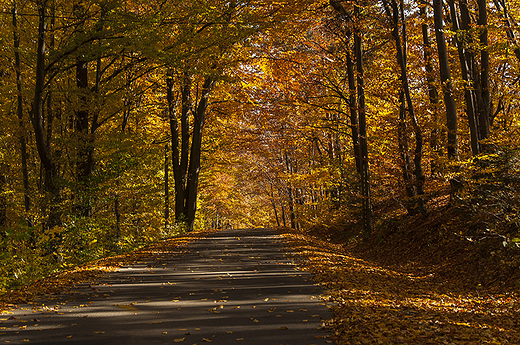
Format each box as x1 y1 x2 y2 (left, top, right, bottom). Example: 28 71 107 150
384 0 427 215
185 76 214 230
0 168 6 232
31 0 61 240
330 0 361 174
433 0 458 159
346 44 362 175
164 144 169 230
270 183 280 227
477 0 491 146
167 72 185 222
281 201 286 227
449 0 480 155
73 4 94 217
180 72 190 198
354 4 373 239
420 4 442 167
13 1 31 216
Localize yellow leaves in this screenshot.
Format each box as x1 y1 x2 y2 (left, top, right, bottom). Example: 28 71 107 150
115 304 138 312
173 337 185 342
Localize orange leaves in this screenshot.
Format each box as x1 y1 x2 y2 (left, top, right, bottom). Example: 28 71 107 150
277 227 520 344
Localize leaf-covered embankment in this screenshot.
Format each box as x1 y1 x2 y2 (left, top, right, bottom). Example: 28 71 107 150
277 223 520 344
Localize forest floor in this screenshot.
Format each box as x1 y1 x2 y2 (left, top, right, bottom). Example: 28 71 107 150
279 192 520 344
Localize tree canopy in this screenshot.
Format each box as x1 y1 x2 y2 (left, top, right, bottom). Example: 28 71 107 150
1 0 519 293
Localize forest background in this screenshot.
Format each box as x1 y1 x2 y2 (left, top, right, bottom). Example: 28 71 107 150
0 0 519 293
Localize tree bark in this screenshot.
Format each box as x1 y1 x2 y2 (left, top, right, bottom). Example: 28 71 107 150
420 3 442 172
477 0 491 146
330 0 373 238
329 0 361 174
353 4 373 239
185 76 214 230
449 0 480 155
30 0 61 235
384 0 427 215
433 0 458 159
13 1 31 216
167 72 185 222
164 144 169 230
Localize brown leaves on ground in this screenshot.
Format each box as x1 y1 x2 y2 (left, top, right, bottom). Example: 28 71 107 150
277 227 520 344
0 228 221 311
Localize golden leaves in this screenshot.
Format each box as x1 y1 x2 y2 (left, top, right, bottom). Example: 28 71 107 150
278 227 520 345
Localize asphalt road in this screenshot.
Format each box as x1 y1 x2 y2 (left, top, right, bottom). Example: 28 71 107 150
1 228 332 344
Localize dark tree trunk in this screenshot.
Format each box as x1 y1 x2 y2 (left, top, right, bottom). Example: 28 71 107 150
0 168 6 232
330 0 361 174
330 0 373 238
30 0 61 236
270 183 280 227
164 144 169 230
433 0 458 159
13 1 31 216
477 0 491 146
354 4 373 239
167 72 185 222
346 42 362 175
185 76 214 230
420 3 441 165
180 72 191 198
449 0 480 155
75 58 93 217
384 0 427 215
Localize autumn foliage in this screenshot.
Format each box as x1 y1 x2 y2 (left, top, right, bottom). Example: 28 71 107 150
0 0 519 341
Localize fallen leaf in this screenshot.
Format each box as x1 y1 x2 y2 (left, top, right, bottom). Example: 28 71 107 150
279 326 288 330
115 304 138 312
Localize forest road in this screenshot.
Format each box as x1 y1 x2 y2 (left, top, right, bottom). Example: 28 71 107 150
1 228 332 344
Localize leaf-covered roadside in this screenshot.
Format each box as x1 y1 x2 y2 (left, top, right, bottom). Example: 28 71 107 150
277 227 520 344
0 228 221 311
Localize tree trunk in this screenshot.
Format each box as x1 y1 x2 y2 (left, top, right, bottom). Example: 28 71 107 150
167 72 185 222
433 0 458 159
420 3 442 166
270 183 280 227
13 1 31 217
0 167 6 232
74 3 94 217
449 0 480 155
330 0 373 237
384 0 427 215
354 4 373 239
164 144 169 230
330 0 361 174
30 0 61 238
185 76 214 230
477 0 491 146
